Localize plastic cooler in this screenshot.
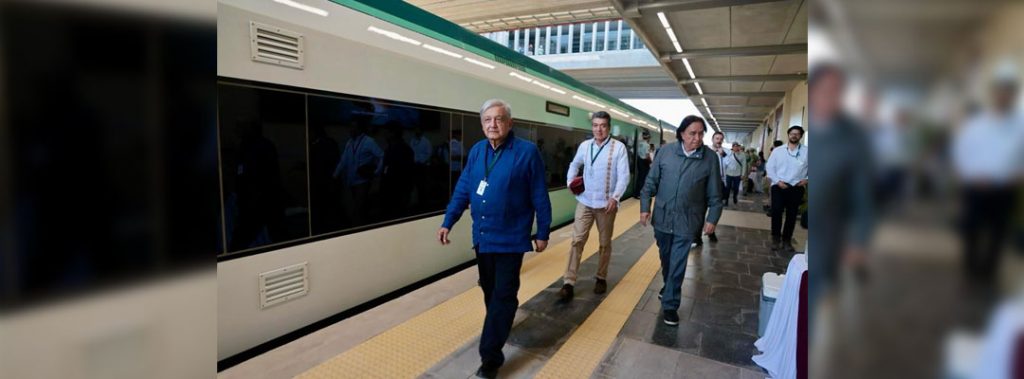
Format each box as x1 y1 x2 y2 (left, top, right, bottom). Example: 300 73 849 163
758 272 785 337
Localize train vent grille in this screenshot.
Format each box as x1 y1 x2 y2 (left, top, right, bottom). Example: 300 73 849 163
259 262 308 309
250 21 304 69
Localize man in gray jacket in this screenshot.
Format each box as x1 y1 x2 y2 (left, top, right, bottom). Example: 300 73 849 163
640 115 724 326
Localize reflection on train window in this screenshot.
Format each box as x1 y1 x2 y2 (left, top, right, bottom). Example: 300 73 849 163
307 95 451 235
535 125 580 189
218 85 309 252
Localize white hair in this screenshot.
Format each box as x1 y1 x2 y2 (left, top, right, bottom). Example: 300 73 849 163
480 99 512 120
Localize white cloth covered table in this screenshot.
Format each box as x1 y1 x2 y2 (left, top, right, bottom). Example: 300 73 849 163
752 253 807 379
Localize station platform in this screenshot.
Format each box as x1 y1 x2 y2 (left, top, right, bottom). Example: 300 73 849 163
220 193 805 379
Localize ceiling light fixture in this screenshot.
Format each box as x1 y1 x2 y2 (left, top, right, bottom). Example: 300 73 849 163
682 58 696 80
273 0 328 16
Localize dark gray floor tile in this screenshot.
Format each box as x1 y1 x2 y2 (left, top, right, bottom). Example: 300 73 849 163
698 326 759 369
707 287 758 308
737 274 763 292
734 253 773 266
690 303 743 328
506 315 575 356
747 263 780 277
711 260 750 275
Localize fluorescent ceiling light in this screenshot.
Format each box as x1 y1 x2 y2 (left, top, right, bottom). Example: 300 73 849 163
367 26 421 46
701 98 709 107
657 12 670 28
273 0 328 16
531 80 551 89
422 44 462 58
672 40 683 53
509 72 533 82
694 82 704 95
463 57 495 69
682 58 696 80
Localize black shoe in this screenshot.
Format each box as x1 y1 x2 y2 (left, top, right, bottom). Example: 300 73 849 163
784 241 796 253
558 284 574 301
708 233 718 243
475 365 499 379
692 239 703 248
663 310 679 326
771 239 783 251
594 279 607 294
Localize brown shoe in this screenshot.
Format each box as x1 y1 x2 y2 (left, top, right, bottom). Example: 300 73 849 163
558 284 574 301
594 279 607 294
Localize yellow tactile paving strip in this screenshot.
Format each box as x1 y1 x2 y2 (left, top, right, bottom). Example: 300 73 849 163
534 242 661 379
295 201 642 379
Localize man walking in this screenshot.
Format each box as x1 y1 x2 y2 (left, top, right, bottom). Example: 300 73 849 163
640 115 723 326
559 111 630 300
438 99 551 379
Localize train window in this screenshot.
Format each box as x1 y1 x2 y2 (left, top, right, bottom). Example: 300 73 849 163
306 95 451 234
218 85 310 253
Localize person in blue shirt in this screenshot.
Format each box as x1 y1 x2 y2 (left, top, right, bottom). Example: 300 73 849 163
437 99 552 379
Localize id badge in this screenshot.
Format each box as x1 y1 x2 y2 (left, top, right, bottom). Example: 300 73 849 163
476 180 488 196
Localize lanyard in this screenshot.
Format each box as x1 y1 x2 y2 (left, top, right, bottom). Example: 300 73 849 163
484 146 503 180
589 139 609 166
786 144 801 158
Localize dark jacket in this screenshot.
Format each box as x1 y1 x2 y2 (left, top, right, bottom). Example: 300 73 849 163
640 143 724 237
442 133 552 253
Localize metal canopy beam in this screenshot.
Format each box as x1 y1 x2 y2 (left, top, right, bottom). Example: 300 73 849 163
622 0 786 18
680 74 806 84
693 92 786 98
659 44 806 61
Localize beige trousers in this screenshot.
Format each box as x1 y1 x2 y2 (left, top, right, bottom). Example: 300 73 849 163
563 202 617 285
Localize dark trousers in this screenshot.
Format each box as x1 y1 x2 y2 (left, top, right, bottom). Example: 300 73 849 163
961 186 1015 280
476 251 525 367
654 231 692 311
771 184 805 242
725 175 741 204
636 159 651 197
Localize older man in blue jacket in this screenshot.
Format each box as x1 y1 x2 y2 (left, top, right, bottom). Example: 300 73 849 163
640 115 723 326
438 99 552 379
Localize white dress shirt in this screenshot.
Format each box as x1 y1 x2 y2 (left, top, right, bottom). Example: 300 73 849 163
566 138 631 209
765 143 808 186
723 151 745 177
953 111 1024 185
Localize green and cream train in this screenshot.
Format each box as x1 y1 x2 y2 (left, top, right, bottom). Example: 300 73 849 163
216 0 672 367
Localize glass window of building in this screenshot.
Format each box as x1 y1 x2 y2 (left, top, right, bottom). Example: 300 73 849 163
595 21 606 52
537 27 546 55
620 23 633 50
607 21 619 51
547 26 556 55
571 24 581 53
632 29 643 49
558 25 569 54
581 23 593 52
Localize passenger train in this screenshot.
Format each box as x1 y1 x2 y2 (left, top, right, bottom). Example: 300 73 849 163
216 0 675 366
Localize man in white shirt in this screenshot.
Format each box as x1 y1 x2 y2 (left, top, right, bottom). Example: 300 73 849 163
952 70 1024 282
723 143 746 205
766 125 809 252
559 111 631 300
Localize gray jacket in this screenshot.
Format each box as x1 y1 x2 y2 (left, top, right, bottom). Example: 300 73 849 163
640 143 723 237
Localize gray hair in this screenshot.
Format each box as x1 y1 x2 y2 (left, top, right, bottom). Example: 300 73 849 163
480 99 512 120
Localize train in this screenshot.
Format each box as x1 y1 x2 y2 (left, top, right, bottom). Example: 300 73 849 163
216 0 676 365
